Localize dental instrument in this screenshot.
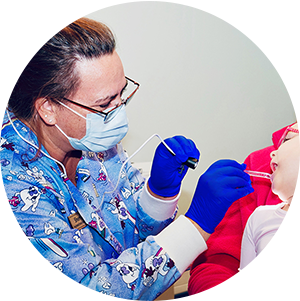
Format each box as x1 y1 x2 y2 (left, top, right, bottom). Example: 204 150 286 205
245 170 271 180
155 135 198 169
101 133 199 204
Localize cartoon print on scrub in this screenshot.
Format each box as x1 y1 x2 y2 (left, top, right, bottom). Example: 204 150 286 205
1 176 63 260
82 150 148 239
7 166 46 212
90 212 107 232
81 189 95 206
9 166 64 213
95 273 115 297
109 195 138 232
2 114 182 298
142 248 175 287
26 165 66 206
121 186 132 199
3 219 68 257
16 186 45 212
97 148 144 195
116 261 140 290
82 262 95 277
130 181 143 195
85 151 109 183
0 177 67 289
0 137 14 152
26 166 51 187
0 123 105 300
44 221 64 237
121 181 144 199
89 211 123 254
95 152 108 181
72 229 84 244
113 247 175 291
76 152 109 207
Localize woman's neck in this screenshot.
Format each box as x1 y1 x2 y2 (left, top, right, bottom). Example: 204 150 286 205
63 151 82 185
27 116 82 185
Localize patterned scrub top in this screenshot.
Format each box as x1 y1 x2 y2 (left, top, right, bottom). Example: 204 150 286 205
0 111 182 300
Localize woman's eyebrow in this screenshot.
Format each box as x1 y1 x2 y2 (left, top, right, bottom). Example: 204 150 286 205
121 81 128 94
95 81 128 104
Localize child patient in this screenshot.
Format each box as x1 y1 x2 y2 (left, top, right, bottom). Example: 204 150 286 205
238 122 300 301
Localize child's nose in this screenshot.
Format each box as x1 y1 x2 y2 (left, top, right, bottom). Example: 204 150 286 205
270 150 276 159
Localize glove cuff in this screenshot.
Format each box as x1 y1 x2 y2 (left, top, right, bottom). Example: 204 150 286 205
148 177 181 198
185 210 215 234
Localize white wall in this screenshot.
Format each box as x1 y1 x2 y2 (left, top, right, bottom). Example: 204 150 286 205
86 2 296 215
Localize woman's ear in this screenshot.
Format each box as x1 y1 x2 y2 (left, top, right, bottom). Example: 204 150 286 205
35 98 57 125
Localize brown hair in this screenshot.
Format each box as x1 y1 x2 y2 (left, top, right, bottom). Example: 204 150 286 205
8 17 116 121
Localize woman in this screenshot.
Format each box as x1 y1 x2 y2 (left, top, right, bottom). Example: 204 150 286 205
0 17 253 299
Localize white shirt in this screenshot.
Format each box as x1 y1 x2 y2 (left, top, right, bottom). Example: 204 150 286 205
238 203 300 301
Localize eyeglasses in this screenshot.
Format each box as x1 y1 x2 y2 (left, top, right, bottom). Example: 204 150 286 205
62 76 140 122
278 125 299 146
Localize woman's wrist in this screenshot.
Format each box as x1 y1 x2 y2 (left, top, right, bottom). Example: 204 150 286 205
185 216 211 242
147 182 178 200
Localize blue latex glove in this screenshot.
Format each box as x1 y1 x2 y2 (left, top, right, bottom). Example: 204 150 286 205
148 136 200 197
185 159 254 234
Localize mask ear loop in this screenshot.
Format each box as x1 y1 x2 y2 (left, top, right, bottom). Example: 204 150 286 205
100 134 176 206
5 109 68 178
57 100 87 119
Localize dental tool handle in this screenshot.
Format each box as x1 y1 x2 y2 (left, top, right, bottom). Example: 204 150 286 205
245 170 271 180
183 157 199 169
156 134 198 170
148 135 200 197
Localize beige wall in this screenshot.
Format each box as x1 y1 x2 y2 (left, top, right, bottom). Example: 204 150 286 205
0 1 300 212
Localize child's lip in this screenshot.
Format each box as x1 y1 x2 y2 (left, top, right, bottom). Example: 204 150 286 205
270 161 278 173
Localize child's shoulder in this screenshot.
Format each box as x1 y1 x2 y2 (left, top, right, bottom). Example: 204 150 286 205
254 203 284 213
251 202 285 218
249 203 286 225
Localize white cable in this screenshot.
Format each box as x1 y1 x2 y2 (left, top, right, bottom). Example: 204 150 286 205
100 133 176 204
6 111 175 203
6 110 68 178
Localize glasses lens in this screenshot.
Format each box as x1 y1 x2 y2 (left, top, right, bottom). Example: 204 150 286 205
121 79 138 105
104 104 124 123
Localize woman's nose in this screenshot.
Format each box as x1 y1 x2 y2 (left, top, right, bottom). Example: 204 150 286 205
113 95 123 107
105 96 122 111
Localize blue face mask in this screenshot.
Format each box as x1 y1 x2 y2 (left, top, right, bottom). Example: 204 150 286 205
55 102 129 152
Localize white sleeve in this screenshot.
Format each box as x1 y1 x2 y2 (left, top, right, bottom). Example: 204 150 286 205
239 215 257 270
139 178 179 221
154 215 208 274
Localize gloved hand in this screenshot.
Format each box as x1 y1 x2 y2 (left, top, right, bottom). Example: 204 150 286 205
185 159 254 234
148 136 200 197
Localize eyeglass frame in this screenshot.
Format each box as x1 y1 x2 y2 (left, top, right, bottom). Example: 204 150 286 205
59 76 140 122
278 125 299 146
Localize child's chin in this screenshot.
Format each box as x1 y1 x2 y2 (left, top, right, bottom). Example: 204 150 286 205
271 184 282 200
277 193 285 202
